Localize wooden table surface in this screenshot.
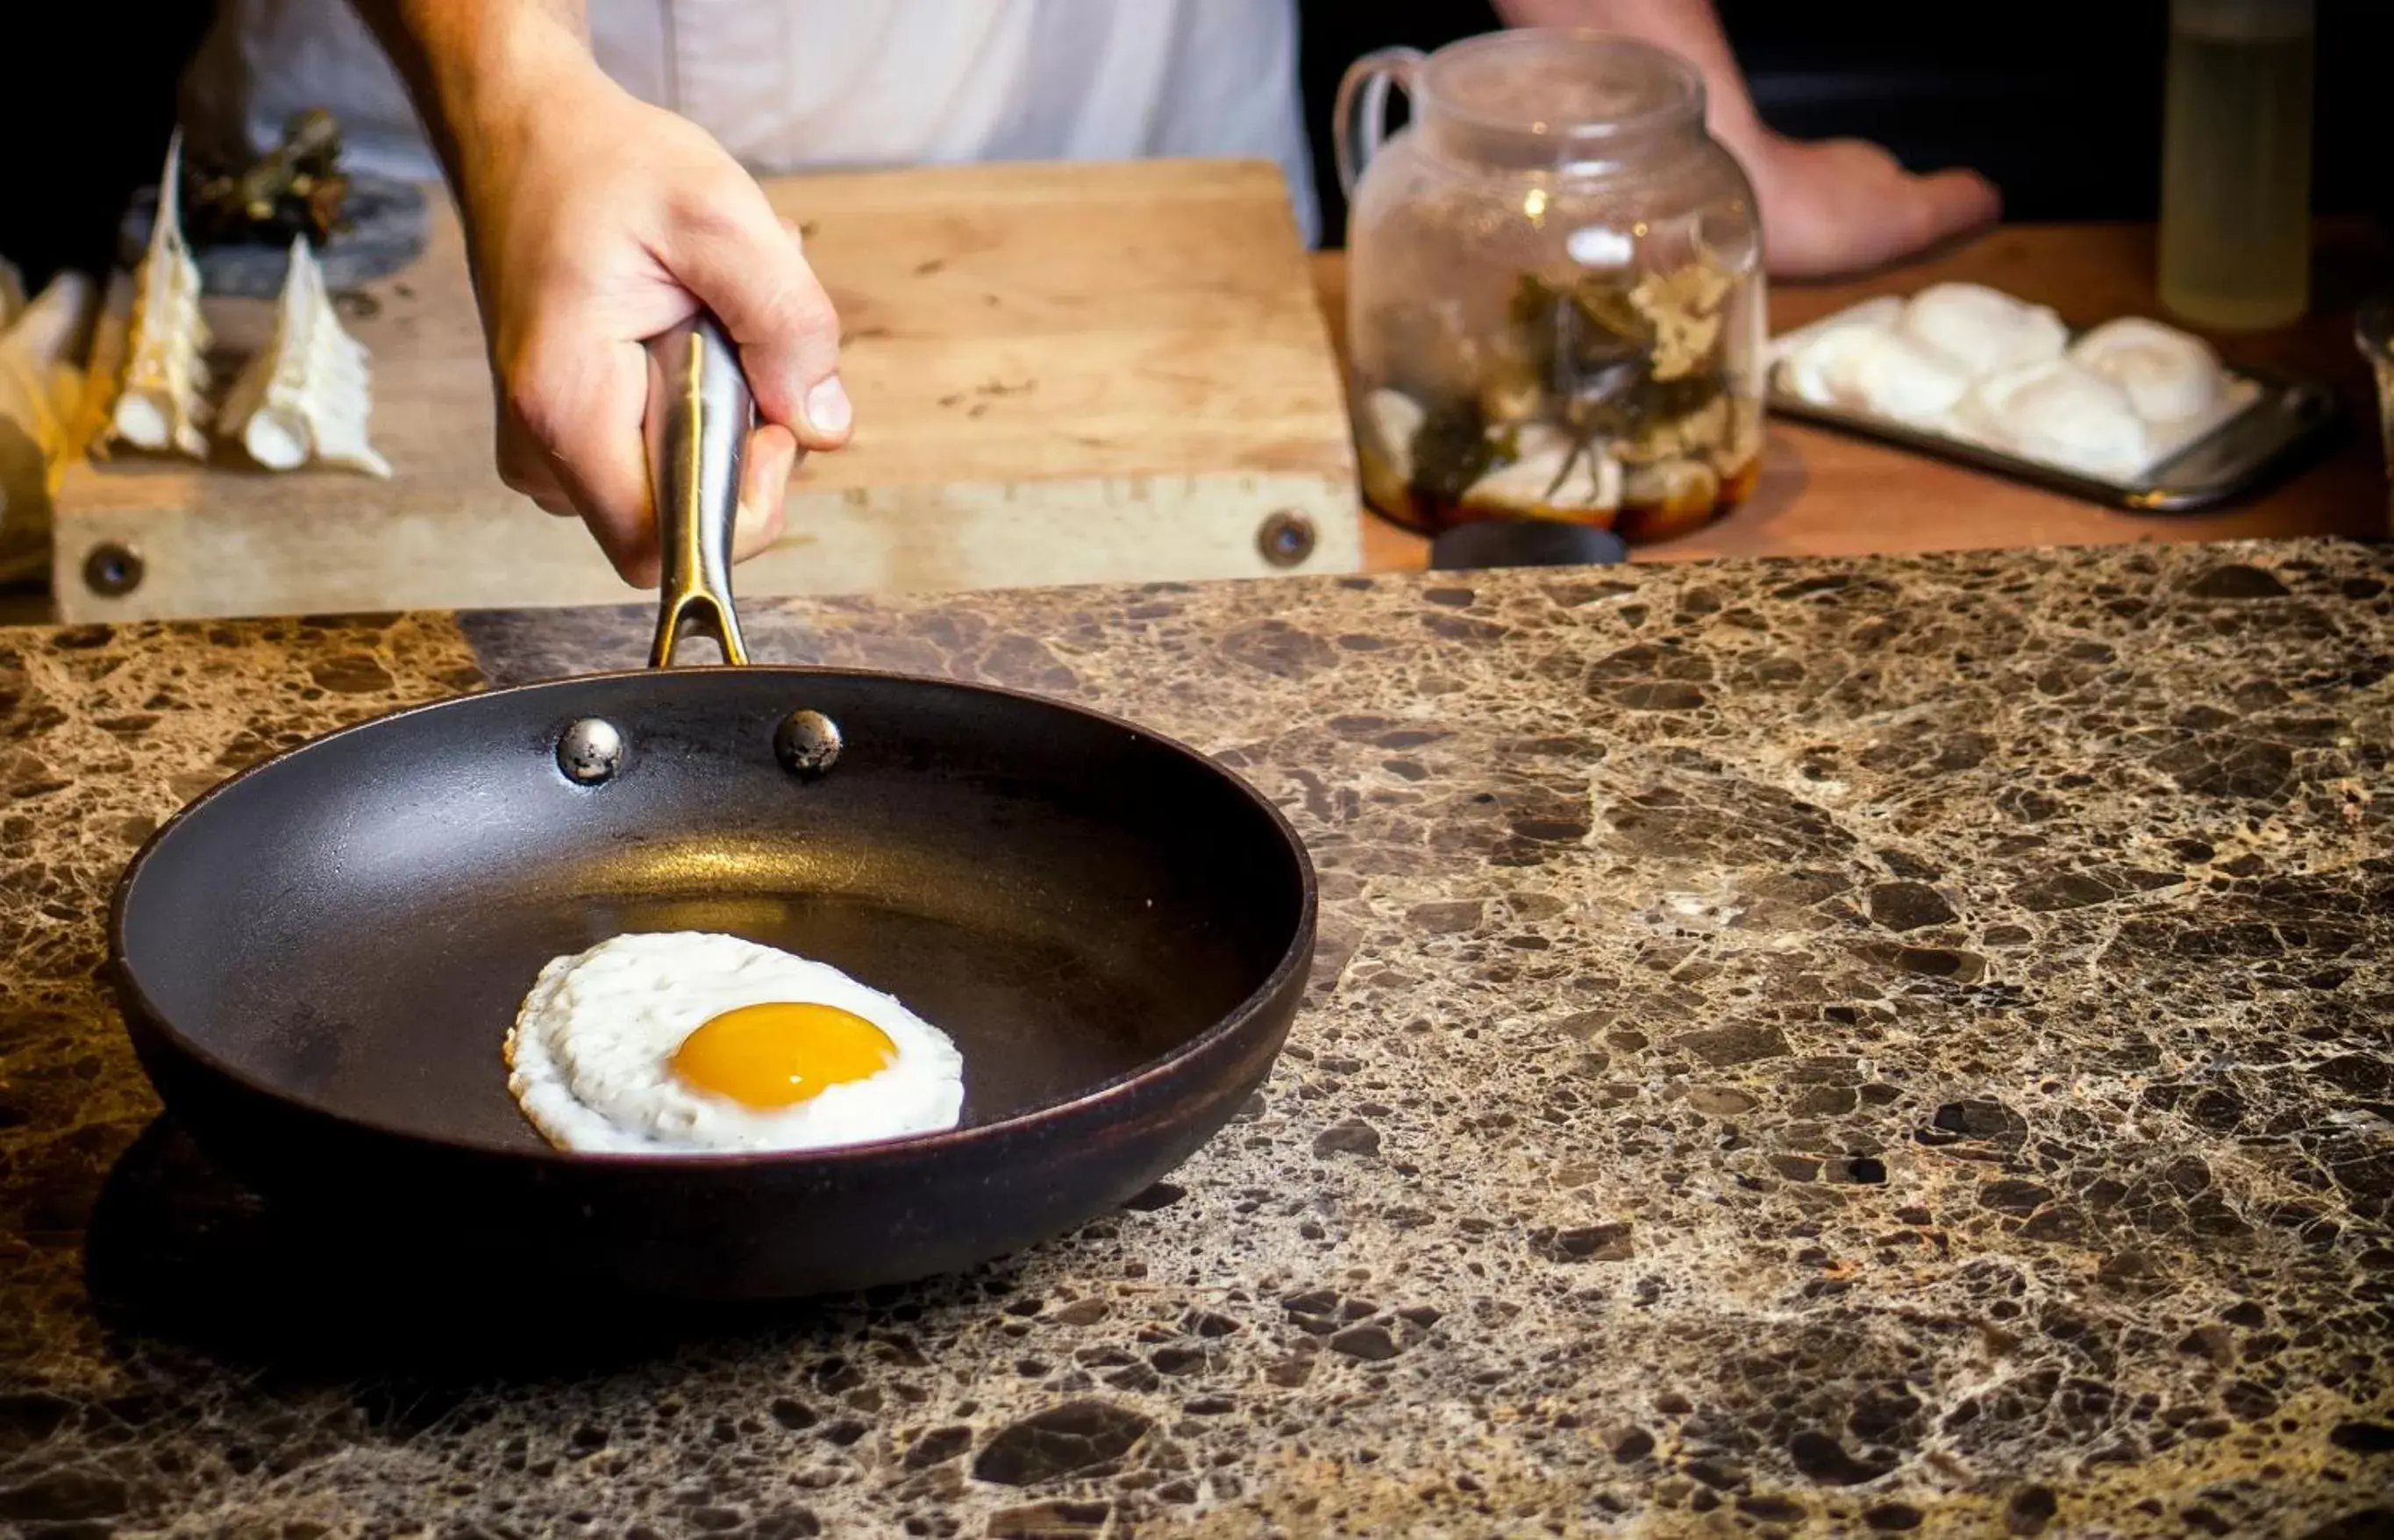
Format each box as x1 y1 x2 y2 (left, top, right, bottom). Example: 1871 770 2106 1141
53 161 1362 624
1321 221 2393 573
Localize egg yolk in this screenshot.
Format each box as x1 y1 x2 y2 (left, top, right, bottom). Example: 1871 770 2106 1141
671 1002 895 1109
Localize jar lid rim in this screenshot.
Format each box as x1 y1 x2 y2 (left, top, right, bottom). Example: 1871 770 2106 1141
1414 29 1706 144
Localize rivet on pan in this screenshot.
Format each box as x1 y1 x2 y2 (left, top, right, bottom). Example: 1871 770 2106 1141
1257 510 1316 568
83 542 146 597
557 717 625 785
775 709 844 779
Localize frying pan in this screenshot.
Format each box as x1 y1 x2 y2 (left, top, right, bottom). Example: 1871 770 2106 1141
108 318 1315 1299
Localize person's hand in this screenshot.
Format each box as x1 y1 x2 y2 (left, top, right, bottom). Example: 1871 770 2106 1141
1484 1 1999 280
451 49 851 585
1737 133 2001 281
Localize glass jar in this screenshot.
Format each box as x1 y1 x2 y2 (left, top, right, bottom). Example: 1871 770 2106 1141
1336 30 1766 543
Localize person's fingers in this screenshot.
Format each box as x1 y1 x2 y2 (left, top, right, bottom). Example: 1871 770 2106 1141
662 180 851 452
495 410 578 518
1905 168 2002 247
1840 167 2000 275
502 330 661 585
1756 137 2001 279
731 423 797 562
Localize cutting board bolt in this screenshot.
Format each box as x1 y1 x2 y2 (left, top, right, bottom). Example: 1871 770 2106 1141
82 543 146 597
1258 510 1317 567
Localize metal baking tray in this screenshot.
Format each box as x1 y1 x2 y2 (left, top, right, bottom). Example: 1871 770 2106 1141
1767 307 2345 512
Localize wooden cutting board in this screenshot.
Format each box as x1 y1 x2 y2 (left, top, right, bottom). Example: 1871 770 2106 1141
52 159 1359 623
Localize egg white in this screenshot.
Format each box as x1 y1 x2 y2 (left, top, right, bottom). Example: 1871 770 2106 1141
504 931 965 1155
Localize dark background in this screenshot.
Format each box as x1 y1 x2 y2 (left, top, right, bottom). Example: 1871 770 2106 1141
4 2 2387 286
1300 1 2392 244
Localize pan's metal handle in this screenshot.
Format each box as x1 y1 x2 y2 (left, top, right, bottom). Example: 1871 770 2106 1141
645 313 752 668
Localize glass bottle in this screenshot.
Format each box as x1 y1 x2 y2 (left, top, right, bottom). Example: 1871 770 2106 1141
2158 0 2316 330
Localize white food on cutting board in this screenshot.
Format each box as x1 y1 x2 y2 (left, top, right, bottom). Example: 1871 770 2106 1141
1768 282 2261 485
0 268 100 581
221 236 393 478
103 131 213 461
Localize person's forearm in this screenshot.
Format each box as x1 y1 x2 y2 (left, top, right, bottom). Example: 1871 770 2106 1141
346 0 595 201
1491 0 1765 151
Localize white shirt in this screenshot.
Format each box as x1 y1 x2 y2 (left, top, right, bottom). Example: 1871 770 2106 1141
182 0 1322 246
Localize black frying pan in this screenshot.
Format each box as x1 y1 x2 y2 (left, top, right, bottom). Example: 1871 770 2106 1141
107 318 1315 1299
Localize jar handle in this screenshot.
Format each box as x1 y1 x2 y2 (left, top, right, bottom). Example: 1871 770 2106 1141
1334 46 1424 199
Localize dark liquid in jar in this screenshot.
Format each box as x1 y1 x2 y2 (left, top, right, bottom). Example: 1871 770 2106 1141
1357 260 1763 548
1362 446 1763 545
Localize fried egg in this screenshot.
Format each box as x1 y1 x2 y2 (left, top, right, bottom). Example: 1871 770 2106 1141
505 931 964 1155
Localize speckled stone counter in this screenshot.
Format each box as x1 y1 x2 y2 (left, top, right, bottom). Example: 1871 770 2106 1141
3 539 2390 1539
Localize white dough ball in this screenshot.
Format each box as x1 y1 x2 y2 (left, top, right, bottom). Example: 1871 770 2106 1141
2069 317 2226 424
1847 332 1977 424
1963 360 2152 481
1900 282 2070 376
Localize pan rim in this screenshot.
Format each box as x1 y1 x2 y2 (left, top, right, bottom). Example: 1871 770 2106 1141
109 663 1317 1172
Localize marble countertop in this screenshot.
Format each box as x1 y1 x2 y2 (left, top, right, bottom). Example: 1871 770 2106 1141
2 539 2390 1538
